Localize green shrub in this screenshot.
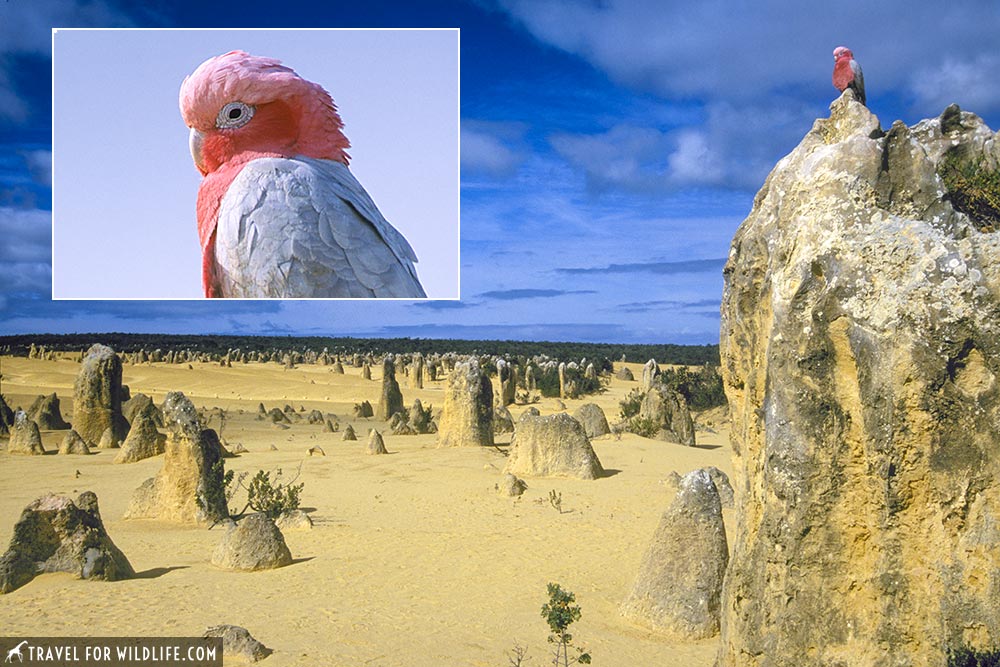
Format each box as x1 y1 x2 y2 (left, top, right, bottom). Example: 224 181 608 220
948 647 1000 667
618 388 645 420
535 365 603 399
541 583 591 666
658 364 726 411
245 469 304 519
625 416 660 439
940 153 1000 233
214 465 304 521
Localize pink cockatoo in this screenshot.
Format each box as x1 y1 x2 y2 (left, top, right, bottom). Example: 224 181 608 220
832 46 866 106
179 51 426 298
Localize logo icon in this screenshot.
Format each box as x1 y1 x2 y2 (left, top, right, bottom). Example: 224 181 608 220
4 641 29 664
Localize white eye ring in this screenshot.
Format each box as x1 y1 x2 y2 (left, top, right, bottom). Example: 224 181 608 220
216 101 255 129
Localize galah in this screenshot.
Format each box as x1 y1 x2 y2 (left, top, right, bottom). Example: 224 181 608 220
179 51 426 298
832 46 866 106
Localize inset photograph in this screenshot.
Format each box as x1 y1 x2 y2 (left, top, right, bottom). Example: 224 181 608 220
52 29 459 299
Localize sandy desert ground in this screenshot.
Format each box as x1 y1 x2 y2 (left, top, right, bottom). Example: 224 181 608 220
0 355 732 666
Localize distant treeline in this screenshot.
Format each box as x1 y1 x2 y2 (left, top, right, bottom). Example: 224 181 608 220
0 333 720 365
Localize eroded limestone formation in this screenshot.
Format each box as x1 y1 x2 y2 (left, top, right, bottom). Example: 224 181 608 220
0 492 134 593
718 95 1000 665
124 392 228 524
8 410 45 455
437 359 494 448
640 386 696 446
621 469 728 639
72 344 129 445
504 413 604 480
376 356 404 421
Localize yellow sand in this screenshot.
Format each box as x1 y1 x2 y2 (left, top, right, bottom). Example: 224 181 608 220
0 355 732 666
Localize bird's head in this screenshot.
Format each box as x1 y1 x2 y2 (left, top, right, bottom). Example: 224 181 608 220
179 51 350 176
833 46 853 62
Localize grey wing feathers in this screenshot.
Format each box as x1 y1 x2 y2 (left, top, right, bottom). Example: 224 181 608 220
850 59 866 105
214 157 426 298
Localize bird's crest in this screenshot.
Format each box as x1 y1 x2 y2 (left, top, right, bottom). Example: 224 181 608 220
179 50 350 163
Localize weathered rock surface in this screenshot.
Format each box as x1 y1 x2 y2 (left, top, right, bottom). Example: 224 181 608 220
72 344 129 445
621 469 728 639
573 403 611 438
124 392 228 524
342 424 357 441
0 492 134 593
0 393 14 428
114 411 166 464
203 625 271 663
275 509 312 531
267 407 290 424
58 430 92 455
497 359 516 406
122 393 163 427
409 399 435 434
366 429 389 455
8 410 45 455
703 466 734 509
96 426 119 449
212 514 292 571
505 413 604 480
640 386 696 446
376 356 404 421
409 353 424 389
718 95 1000 665
493 404 515 434
26 393 70 430
642 359 660 388
615 366 635 381
437 359 494 447
496 472 527 497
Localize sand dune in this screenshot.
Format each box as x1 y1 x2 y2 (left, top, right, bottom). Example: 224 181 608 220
0 356 731 666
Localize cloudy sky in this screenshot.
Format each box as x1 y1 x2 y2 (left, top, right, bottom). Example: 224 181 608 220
1 0 998 344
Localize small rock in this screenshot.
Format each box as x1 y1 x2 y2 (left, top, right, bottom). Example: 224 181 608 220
58 430 92 455
8 410 46 455
202 625 271 663
496 473 527 497
211 514 292 571
275 509 312 531
366 429 389 455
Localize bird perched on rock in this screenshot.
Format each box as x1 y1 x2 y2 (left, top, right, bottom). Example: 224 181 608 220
179 51 426 298
832 46 865 106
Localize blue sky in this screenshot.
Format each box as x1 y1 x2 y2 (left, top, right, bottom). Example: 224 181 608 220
1 0 999 344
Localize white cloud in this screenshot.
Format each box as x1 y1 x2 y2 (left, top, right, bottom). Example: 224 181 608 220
494 0 1000 108
546 95 816 193
0 0 137 55
0 207 51 263
910 54 1000 115
461 121 527 175
667 130 724 186
22 150 52 187
550 124 672 192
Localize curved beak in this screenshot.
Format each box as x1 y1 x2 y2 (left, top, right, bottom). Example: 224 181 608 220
189 128 206 175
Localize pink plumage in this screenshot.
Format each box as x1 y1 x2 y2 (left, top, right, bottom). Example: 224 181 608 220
179 51 424 298
832 46 866 106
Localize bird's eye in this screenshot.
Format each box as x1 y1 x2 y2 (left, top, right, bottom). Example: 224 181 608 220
216 101 255 129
